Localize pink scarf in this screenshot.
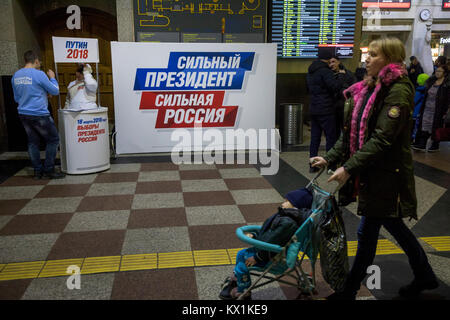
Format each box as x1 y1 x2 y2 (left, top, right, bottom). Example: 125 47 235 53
344 63 407 156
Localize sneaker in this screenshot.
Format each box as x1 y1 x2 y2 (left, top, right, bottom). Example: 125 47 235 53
411 144 426 152
398 278 439 298
42 170 66 179
219 276 237 300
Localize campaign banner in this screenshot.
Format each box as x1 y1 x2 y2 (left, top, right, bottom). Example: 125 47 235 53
52 36 99 63
111 42 277 154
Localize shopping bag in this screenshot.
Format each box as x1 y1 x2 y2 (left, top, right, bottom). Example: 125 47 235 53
318 198 349 292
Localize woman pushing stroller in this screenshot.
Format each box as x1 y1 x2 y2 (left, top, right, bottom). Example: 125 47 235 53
310 37 438 299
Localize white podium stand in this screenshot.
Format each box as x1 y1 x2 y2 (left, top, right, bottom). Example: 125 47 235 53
59 107 110 174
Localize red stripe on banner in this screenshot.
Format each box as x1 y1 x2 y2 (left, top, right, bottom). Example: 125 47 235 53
154 106 238 129
140 91 225 109
318 44 354 48
362 2 411 8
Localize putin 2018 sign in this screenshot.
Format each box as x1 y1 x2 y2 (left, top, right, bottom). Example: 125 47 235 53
111 42 277 154
52 37 99 63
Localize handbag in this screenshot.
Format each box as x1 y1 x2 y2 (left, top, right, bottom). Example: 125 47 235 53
435 124 450 142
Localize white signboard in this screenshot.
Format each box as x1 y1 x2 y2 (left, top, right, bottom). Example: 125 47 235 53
111 42 277 154
52 36 99 63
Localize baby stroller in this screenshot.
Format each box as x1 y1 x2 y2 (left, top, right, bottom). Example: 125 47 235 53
235 167 346 299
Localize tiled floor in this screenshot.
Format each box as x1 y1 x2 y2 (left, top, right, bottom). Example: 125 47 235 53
0 134 449 300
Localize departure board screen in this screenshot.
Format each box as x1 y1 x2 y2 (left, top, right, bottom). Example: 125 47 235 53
271 0 357 58
362 0 411 8
444 0 450 9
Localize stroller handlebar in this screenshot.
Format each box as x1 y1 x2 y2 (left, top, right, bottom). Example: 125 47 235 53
236 226 283 254
308 166 345 196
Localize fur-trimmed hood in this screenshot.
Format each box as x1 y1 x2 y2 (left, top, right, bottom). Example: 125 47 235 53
343 63 408 156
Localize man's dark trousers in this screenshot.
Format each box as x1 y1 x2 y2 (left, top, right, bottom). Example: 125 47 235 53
309 113 337 157
19 114 60 173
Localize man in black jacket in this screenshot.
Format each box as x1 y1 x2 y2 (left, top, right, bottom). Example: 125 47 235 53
306 48 343 172
329 56 356 139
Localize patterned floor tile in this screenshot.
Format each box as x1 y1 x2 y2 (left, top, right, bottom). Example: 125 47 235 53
135 181 182 194
0 199 30 216
35 184 90 198
121 227 191 254
179 170 222 180
87 182 137 196
218 168 262 179
138 171 180 182
0 233 60 263
238 203 280 223
230 189 284 205
94 172 139 183
77 195 134 212
0 186 44 200
108 163 141 173
111 268 198 300
47 174 97 185
0 214 73 235
132 193 184 209
181 179 228 192
0 279 33 300
0 176 49 187
140 163 179 171
64 210 131 232
21 273 115 300
224 178 272 190
183 191 235 207
186 205 246 226
47 230 126 260
127 208 187 228
188 224 247 251
18 197 83 215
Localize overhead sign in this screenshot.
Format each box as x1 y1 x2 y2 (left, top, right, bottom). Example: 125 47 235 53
362 0 411 8
111 42 277 154
52 36 99 63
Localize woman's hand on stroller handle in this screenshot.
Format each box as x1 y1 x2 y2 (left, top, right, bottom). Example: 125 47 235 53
327 166 350 186
310 157 328 168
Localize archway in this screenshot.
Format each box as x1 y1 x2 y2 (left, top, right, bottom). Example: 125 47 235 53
36 7 118 121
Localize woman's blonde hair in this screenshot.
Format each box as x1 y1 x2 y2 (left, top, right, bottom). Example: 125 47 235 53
369 37 405 64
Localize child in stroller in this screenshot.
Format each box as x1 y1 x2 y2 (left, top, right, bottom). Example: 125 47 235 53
219 188 314 300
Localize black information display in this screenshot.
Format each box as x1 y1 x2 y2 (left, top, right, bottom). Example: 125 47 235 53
271 0 357 58
362 0 411 8
134 0 266 43
444 0 450 9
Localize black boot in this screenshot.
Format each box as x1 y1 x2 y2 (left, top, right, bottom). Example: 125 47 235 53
326 290 356 300
398 278 439 298
42 169 66 179
33 170 42 180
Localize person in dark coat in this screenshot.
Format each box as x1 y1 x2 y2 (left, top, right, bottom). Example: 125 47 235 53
306 48 342 173
412 65 450 152
311 37 438 300
407 56 424 87
354 62 367 82
329 56 356 138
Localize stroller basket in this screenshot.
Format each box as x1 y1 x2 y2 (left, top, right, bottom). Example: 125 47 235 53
235 167 344 299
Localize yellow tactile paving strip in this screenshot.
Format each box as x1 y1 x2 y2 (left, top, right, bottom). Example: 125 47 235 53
421 236 450 251
0 237 448 282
